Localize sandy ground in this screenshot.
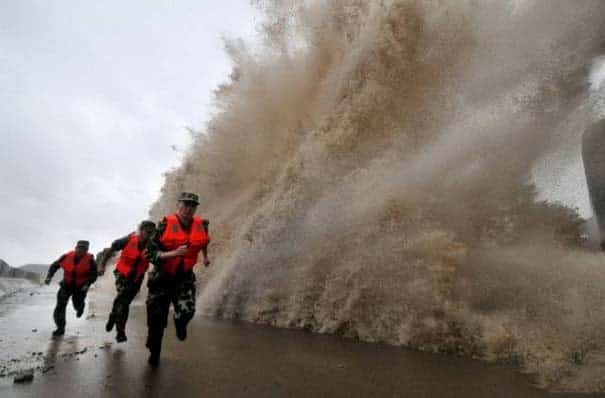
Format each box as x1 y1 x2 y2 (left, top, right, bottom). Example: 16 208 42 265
0 278 600 398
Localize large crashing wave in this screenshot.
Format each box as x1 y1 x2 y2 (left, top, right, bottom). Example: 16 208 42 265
151 0 605 391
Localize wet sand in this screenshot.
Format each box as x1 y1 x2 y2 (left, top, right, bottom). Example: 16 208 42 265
0 281 599 398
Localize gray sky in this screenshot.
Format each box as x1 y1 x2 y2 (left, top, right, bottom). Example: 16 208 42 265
0 1 257 265
2 2 604 266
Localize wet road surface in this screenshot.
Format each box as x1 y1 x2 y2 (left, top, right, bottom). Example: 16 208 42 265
0 279 600 398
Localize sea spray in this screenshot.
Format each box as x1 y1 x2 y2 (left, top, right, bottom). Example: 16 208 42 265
152 1 605 391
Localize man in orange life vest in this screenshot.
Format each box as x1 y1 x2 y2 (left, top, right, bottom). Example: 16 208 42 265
145 192 210 366
45 240 98 337
98 220 156 343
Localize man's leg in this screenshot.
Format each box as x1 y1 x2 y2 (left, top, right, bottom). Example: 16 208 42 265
146 270 170 366
114 280 141 342
71 289 87 318
106 272 125 332
107 273 135 336
52 286 71 336
173 272 196 341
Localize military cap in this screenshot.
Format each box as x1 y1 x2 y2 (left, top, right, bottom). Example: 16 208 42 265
76 240 90 248
177 192 200 205
139 220 157 231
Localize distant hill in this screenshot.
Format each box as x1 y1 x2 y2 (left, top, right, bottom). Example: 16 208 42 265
0 259 41 283
17 251 108 282
19 264 50 276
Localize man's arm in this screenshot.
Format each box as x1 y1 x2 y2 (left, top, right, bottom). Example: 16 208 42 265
45 254 66 284
146 219 188 264
88 257 98 285
146 219 167 265
98 235 132 275
202 219 210 266
77 256 98 292
201 246 210 266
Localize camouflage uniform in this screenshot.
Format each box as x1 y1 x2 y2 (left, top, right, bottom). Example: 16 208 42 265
145 266 196 355
145 206 208 362
110 269 143 333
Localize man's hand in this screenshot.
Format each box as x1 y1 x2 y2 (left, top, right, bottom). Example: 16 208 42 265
159 245 188 260
173 245 188 256
44 278 51 285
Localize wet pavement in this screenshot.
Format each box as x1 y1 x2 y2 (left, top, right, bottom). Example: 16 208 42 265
0 279 601 397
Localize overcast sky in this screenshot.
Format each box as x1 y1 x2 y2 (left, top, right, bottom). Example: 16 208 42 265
2 2 604 267
0 1 258 265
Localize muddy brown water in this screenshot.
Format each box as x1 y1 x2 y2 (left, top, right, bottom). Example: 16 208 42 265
0 282 600 398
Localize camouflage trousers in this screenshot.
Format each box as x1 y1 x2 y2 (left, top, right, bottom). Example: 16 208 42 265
53 284 87 329
146 268 196 353
109 270 142 333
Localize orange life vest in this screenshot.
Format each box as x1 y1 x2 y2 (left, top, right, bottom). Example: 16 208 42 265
115 234 150 283
159 214 209 275
61 251 93 287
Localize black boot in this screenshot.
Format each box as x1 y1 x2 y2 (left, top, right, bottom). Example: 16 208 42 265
148 350 160 367
146 328 163 366
105 314 116 332
52 328 65 337
175 320 187 341
76 306 84 318
116 330 127 343
147 339 161 367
